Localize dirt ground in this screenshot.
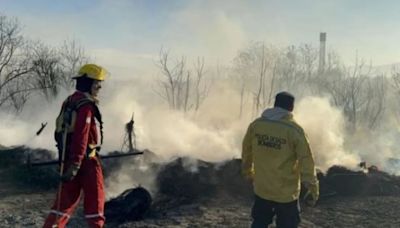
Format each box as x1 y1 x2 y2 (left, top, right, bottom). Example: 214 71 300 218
1 175 400 228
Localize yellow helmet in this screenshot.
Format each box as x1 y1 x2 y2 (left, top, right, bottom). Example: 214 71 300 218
73 64 107 81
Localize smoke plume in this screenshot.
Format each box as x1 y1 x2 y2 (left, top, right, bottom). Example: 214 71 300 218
1 68 399 197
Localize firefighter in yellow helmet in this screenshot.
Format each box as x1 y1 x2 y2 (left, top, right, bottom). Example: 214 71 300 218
75 63 107 81
242 91 319 228
44 64 107 228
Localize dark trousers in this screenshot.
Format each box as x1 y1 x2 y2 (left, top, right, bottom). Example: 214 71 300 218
251 194 300 228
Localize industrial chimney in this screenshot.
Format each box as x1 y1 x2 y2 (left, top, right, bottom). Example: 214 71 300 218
319 32 326 73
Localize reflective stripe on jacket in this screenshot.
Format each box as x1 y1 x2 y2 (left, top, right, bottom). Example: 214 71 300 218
241 108 318 203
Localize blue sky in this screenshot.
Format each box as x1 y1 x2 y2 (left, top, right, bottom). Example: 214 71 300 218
2 0 400 72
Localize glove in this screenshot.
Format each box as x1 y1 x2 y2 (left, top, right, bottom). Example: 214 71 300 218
242 170 254 183
302 181 319 206
61 164 80 182
244 174 254 183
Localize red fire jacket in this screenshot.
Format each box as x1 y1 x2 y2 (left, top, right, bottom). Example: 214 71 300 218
66 91 99 166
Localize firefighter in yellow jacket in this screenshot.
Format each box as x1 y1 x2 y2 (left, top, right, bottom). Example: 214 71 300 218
242 91 319 228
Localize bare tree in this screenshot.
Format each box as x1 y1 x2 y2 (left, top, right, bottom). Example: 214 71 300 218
28 40 89 101
346 61 368 131
232 41 388 132
232 42 320 118
360 75 386 130
278 45 300 92
316 53 386 131
30 41 62 99
155 49 187 110
299 44 318 81
59 39 89 89
0 15 33 111
155 49 210 112
252 44 270 115
231 46 253 118
275 45 319 97
391 66 400 95
193 57 210 111
390 66 400 125
232 42 281 117
312 50 346 104
0 14 90 112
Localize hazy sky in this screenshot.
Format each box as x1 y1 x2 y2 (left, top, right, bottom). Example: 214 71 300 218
2 0 400 71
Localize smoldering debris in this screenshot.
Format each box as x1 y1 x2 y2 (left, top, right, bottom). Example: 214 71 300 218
0 146 59 189
3 146 400 224
156 157 252 201
320 165 400 196
105 187 152 223
3 146 400 200
0 146 54 167
155 159 400 204
105 157 253 225
156 157 219 199
102 149 159 180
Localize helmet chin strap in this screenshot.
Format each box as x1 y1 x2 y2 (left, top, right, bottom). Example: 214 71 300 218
84 92 99 104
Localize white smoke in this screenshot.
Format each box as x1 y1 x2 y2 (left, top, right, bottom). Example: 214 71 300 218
295 96 360 171
1 72 399 197
105 157 159 199
0 88 72 153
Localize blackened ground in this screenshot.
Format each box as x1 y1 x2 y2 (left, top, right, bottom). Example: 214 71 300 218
1 186 400 228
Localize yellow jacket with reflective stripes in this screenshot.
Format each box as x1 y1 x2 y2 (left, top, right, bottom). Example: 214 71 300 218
241 107 318 203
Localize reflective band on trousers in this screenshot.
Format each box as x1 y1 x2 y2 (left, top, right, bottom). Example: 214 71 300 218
49 210 70 218
85 213 104 219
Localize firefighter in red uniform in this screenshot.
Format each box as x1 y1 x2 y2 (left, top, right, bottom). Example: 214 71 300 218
43 64 108 228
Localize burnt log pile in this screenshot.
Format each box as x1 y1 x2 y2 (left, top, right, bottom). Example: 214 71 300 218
0 146 54 167
156 157 252 202
155 158 400 204
0 147 59 189
319 165 400 196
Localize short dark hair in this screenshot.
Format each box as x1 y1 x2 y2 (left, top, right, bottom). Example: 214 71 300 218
75 74 94 92
274 91 295 111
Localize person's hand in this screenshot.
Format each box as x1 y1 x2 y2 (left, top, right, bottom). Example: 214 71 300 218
244 174 254 183
61 164 80 182
302 181 319 206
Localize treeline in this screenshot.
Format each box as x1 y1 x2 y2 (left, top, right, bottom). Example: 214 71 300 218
156 42 399 133
156 42 400 132
230 42 391 132
2 13 398 133
0 14 88 112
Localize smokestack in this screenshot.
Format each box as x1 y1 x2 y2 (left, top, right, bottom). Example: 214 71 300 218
319 32 326 73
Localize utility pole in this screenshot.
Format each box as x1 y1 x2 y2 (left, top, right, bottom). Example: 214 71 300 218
319 32 327 74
